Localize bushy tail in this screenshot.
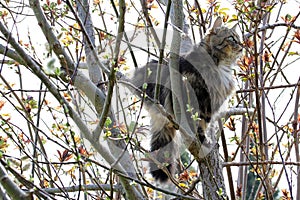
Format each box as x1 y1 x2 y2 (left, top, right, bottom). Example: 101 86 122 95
149 122 177 182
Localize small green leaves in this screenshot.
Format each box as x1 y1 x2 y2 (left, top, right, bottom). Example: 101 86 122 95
147 68 152 77
104 117 112 127
288 51 299 56
186 104 194 113
54 67 61 76
142 83 148 90
104 130 112 138
47 58 56 69
216 188 224 197
191 112 200 122
44 58 61 76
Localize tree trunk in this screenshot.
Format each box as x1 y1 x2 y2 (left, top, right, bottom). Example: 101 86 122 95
199 143 227 200
166 0 227 198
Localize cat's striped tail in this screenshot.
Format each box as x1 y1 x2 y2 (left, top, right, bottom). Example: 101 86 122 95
148 109 178 182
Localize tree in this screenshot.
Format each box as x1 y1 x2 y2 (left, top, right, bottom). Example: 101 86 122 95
0 0 299 199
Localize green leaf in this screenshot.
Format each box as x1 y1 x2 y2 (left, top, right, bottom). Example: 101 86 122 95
54 67 61 76
104 117 112 127
191 112 200 121
288 51 299 56
47 58 56 69
186 104 194 112
229 136 240 143
217 188 224 196
142 83 148 90
114 67 119 72
28 99 38 109
147 68 152 77
130 181 137 186
104 130 112 138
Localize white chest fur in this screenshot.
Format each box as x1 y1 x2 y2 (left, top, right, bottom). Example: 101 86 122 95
185 45 235 114
206 64 235 113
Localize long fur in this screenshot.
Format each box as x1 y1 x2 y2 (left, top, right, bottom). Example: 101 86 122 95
131 17 242 182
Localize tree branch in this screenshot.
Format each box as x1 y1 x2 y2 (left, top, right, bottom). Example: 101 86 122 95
245 22 300 38
44 184 122 194
71 0 108 82
0 162 32 200
0 19 142 199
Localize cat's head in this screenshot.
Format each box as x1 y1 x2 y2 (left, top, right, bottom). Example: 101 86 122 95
203 17 242 66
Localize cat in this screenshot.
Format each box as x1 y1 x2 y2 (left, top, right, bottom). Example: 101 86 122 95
131 17 242 182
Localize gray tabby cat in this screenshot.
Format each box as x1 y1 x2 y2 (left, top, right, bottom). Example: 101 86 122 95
131 17 242 182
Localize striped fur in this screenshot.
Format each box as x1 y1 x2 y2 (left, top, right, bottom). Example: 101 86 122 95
131 17 242 182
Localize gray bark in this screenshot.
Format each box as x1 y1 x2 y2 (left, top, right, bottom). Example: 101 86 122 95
0 163 32 200
162 0 227 198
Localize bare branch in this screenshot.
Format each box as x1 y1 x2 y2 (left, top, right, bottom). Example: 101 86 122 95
44 184 122 194
0 162 32 200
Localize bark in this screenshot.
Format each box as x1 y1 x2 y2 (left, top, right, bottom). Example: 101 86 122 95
75 0 103 85
166 0 227 199
0 163 32 200
198 122 227 200
199 144 227 200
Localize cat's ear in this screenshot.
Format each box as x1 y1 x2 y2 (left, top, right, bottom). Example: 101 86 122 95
212 17 223 30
